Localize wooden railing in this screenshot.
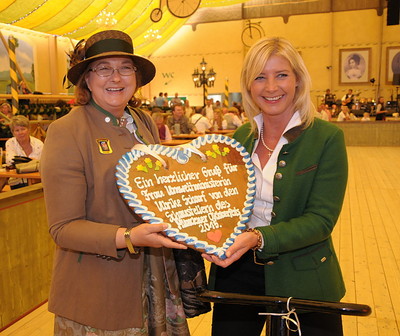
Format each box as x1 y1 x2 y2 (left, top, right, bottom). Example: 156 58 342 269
0 94 73 104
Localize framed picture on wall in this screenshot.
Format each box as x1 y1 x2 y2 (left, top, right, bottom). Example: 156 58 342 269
339 48 370 84
386 46 400 85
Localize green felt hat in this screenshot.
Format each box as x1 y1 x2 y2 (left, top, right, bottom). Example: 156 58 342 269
67 30 156 86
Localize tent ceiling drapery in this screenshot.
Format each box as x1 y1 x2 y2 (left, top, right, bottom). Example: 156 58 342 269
0 0 386 57
0 0 248 56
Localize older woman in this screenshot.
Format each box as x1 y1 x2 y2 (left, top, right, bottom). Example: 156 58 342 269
5 115 43 189
204 37 348 336
40 30 189 335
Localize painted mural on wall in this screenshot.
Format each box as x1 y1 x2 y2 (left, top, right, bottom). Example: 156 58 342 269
0 30 35 94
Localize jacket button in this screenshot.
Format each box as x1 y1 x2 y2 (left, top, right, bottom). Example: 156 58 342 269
320 257 327 263
267 261 274 265
271 211 277 218
278 160 286 167
273 195 280 202
275 172 283 180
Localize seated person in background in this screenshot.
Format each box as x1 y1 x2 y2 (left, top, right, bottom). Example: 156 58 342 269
330 103 340 118
204 99 215 124
0 103 13 138
375 96 386 121
361 112 371 122
316 103 331 121
232 102 246 121
0 102 13 123
5 115 44 189
349 111 358 121
337 105 351 121
149 96 157 108
163 92 169 107
18 81 32 106
190 106 211 134
213 108 223 130
152 112 172 141
170 92 182 106
18 81 31 94
166 104 195 135
221 107 243 130
184 99 194 118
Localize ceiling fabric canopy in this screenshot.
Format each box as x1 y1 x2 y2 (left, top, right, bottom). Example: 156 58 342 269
0 0 248 56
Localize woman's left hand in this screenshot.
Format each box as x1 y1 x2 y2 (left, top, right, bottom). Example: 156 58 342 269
202 231 258 268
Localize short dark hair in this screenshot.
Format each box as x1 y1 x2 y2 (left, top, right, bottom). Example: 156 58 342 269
171 103 183 112
349 54 361 64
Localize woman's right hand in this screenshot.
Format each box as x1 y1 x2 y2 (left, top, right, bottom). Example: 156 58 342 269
117 224 187 250
202 230 259 268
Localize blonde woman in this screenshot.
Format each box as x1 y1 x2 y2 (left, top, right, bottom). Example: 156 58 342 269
0 102 13 123
205 37 348 336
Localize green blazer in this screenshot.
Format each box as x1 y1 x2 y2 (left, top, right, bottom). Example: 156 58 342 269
209 118 347 302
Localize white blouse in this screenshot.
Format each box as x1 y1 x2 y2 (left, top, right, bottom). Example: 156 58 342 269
5 136 44 166
248 112 302 229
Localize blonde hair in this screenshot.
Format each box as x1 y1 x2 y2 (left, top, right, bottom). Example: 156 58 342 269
152 112 164 123
1 103 12 111
10 115 30 132
240 37 315 132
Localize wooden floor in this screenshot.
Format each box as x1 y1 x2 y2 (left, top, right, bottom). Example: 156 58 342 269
1 146 400 336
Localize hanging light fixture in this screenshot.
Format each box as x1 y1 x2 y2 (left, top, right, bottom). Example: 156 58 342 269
192 58 217 104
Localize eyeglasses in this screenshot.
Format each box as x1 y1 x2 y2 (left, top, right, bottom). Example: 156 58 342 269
89 65 137 77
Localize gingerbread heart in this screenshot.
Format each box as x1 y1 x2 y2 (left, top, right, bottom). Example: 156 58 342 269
116 134 256 259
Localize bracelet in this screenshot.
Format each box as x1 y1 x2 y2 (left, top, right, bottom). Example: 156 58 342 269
244 228 263 251
124 227 141 254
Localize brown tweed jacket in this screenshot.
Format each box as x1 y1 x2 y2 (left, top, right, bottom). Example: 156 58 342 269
40 104 160 330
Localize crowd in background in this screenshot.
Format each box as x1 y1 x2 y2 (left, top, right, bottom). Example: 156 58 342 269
145 92 247 140
316 88 399 122
1 87 399 175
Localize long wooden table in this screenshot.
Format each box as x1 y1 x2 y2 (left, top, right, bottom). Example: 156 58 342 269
164 131 235 146
161 139 192 146
172 134 200 140
206 129 234 135
0 169 41 181
0 169 41 191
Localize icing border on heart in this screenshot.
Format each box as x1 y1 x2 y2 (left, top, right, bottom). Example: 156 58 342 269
115 134 256 259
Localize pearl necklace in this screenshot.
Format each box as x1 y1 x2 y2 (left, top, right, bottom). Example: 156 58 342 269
260 124 275 157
